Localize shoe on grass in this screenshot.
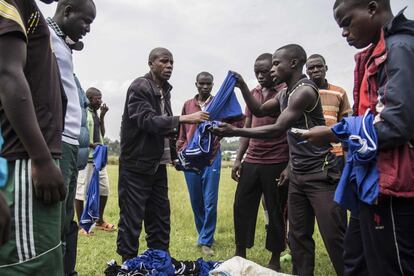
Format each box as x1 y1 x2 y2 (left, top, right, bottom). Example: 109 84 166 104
201 245 214 256
95 221 117 232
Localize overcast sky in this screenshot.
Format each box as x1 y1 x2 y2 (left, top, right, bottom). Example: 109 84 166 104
38 0 413 141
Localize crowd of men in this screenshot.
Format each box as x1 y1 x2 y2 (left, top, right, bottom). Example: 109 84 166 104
0 0 413 275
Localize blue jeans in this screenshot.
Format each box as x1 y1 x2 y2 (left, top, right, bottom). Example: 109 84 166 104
184 152 221 246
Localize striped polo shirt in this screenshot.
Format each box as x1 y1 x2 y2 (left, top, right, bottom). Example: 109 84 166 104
319 82 352 156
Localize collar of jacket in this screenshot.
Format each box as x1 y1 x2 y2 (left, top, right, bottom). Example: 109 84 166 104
352 22 389 115
384 7 409 37
143 72 173 99
46 17 65 37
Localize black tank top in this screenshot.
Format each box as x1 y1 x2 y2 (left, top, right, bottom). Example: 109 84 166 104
278 76 336 174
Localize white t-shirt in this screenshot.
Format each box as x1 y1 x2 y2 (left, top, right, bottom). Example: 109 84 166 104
49 27 81 145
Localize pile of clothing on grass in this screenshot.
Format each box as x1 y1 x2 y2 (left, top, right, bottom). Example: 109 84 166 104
104 249 221 276
105 250 293 276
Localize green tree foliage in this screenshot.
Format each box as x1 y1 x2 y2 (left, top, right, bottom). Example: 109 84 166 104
104 137 120 156
220 137 240 151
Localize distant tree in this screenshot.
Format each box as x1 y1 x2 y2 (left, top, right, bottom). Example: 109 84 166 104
220 137 240 151
222 151 231 161
104 137 120 156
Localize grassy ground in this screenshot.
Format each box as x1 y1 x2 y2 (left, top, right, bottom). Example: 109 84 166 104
76 165 335 275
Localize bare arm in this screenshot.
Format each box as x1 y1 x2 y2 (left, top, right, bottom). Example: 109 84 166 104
213 86 318 139
0 34 65 204
231 116 251 181
235 117 251 160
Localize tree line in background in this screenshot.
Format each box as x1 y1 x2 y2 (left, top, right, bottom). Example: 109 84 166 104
104 137 240 158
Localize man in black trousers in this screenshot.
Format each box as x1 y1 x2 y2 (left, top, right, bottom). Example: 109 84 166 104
117 47 209 261
213 44 346 276
231 53 288 271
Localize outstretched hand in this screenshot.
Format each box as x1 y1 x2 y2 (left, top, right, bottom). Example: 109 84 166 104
180 111 209 124
211 122 236 137
300 125 337 147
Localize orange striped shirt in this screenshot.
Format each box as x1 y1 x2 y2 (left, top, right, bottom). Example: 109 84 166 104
319 83 352 156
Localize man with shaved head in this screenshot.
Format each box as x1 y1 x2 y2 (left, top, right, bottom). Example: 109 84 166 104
302 0 414 275
213 44 346 275
117 47 209 261
46 0 96 274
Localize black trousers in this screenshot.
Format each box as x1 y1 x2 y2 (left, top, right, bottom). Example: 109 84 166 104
288 169 347 276
116 163 170 258
344 197 414 276
343 216 368 276
234 162 288 254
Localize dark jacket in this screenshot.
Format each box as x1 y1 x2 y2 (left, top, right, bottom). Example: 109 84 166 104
120 72 180 175
353 9 414 197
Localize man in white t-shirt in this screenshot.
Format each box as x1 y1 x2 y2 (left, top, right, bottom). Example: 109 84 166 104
47 1 96 275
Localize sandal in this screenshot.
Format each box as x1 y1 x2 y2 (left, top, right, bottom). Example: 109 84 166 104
95 221 117 232
78 228 95 237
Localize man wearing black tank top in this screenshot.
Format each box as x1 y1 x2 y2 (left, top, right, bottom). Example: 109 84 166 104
213 44 346 276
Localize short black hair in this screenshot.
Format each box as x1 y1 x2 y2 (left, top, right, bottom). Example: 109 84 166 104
196 72 213 82
86 87 101 99
307 54 326 65
334 0 390 10
255 53 273 63
56 0 95 12
276 44 307 67
148 47 172 62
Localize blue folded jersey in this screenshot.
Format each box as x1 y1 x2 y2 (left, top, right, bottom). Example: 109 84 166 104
80 144 108 232
178 121 220 172
178 72 243 171
332 110 379 214
206 71 242 120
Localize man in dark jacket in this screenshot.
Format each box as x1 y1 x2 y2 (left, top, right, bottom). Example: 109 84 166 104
303 1 414 275
117 47 209 261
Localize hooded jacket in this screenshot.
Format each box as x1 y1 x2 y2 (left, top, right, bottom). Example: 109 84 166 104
353 9 414 197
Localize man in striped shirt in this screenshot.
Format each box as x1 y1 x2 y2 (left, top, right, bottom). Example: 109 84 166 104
306 54 352 168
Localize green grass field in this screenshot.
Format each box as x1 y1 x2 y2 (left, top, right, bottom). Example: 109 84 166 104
76 165 336 275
